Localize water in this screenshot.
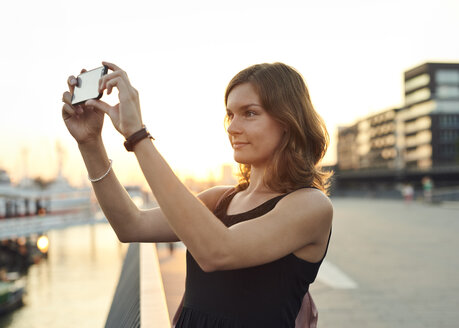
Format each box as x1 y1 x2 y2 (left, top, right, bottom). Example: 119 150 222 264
0 223 128 328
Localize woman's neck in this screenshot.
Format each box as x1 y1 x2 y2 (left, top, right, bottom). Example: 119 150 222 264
244 166 277 195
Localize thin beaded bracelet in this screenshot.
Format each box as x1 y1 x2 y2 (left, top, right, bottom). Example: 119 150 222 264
88 159 113 183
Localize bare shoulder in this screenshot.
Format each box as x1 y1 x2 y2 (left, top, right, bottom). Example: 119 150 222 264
197 185 235 211
290 187 332 207
277 188 333 226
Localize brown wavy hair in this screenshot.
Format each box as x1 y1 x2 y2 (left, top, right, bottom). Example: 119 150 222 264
224 62 333 195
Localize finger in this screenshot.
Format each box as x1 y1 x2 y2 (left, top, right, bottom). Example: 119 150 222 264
100 75 123 95
85 99 112 115
62 91 83 114
62 91 81 108
106 78 116 95
105 77 129 96
67 75 78 94
67 67 88 96
99 73 136 104
67 67 87 89
75 69 88 88
62 103 77 119
102 61 122 72
99 70 130 93
62 91 72 105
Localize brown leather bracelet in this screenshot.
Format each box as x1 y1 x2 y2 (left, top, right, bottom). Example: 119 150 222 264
124 125 154 151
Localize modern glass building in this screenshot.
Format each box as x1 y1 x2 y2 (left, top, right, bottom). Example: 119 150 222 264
402 62 459 169
336 62 459 191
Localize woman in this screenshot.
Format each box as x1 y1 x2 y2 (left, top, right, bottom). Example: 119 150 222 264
62 61 333 327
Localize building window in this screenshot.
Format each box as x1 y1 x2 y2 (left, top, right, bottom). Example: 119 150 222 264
440 130 447 141
405 73 430 92
435 100 459 113
440 144 456 157
436 69 459 84
439 130 457 141
439 116 446 126
437 86 459 99
439 114 459 128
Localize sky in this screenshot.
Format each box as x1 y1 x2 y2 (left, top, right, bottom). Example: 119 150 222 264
1 0 458 188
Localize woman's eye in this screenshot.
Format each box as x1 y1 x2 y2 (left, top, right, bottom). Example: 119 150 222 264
246 111 256 117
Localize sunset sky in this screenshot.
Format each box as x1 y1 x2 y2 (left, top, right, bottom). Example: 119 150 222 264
1 0 458 188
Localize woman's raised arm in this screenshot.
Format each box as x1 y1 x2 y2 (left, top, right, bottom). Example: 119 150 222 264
77 138 181 243
62 71 179 243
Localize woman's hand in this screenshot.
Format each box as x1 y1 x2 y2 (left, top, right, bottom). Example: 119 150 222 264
62 69 105 145
85 62 143 139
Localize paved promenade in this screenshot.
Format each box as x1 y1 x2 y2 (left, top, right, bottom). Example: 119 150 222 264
157 244 187 322
158 198 459 327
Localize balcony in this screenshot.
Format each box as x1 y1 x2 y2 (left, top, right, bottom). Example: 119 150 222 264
404 116 431 134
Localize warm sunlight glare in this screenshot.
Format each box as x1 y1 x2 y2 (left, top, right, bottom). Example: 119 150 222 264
37 235 49 254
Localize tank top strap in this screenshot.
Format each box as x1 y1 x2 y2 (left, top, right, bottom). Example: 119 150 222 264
213 187 238 218
221 193 286 226
215 186 320 216
213 187 237 213
319 227 333 262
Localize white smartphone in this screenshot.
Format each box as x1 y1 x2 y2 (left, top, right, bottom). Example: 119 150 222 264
71 66 108 105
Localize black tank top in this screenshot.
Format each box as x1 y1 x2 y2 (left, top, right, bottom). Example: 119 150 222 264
176 188 331 328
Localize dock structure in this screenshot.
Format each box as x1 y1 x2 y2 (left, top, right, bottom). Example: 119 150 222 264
0 211 106 240
0 186 105 240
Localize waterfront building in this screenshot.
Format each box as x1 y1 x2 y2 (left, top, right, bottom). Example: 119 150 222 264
336 62 459 192
337 107 401 171
401 62 459 169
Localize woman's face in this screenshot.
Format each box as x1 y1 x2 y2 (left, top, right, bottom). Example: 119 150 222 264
226 83 285 168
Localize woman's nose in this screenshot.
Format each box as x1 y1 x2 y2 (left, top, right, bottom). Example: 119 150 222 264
227 117 242 135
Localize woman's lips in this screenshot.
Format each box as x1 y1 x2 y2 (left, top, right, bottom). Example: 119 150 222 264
232 142 249 149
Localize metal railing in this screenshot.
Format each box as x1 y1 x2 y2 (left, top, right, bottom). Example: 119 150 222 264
432 186 459 202
105 243 170 328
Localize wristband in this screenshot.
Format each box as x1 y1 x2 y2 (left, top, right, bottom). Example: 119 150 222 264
124 125 154 152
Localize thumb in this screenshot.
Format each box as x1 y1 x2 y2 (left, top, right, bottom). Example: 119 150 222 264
85 99 112 114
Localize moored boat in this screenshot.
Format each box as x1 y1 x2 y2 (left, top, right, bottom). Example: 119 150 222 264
0 280 25 315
